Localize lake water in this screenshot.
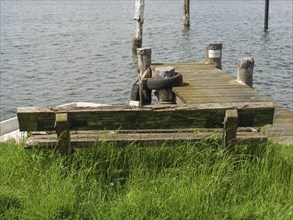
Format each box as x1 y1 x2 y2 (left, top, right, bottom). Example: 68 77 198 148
1 0 292 120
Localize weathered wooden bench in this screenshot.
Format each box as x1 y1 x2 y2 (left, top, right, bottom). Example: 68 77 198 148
17 102 274 155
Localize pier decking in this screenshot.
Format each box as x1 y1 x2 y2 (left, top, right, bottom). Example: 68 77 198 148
152 62 293 144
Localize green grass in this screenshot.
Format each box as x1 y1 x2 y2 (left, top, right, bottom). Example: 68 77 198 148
0 140 292 219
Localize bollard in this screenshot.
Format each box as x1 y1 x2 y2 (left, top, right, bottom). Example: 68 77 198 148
137 47 152 105
154 66 176 104
236 58 254 88
205 43 222 69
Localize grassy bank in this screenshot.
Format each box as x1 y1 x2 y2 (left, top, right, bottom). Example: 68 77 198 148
0 141 292 219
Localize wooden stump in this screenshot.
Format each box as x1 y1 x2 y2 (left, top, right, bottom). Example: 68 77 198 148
236 58 254 88
205 43 222 69
154 66 176 104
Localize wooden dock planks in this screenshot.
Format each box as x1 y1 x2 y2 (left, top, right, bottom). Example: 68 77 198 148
265 105 293 144
152 62 271 104
152 62 292 144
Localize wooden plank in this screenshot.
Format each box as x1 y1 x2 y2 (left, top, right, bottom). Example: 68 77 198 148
25 130 267 148
181 97 269 104
152 62 273 107
17 107 55 132
17 103 274 132
175 87 254 93
262 105 293 144
177 93 269 99
177 97 269 103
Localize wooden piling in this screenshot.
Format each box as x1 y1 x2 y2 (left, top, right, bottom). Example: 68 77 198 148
132 0 145 53
236 58 254 88
154 66 176 104
183 0 190 28
137 47 152 105
205 43 222 69
264 0 269 30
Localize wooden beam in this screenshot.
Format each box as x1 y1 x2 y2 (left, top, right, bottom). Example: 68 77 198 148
223 110 238 151
25 130 268 149
55 113 72 156
17 102 274 132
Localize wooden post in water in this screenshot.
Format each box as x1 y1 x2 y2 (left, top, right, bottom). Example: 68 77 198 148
132 0 145 53
137 47 152 106
154 66 176 104
264 0 269 30
205 43 222 69
236 58 254 88
183 0 190 28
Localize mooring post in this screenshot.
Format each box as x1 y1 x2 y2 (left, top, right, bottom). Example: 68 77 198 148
236 58 254 88
183 0 190 28
132 0 145 53
205 43 222 69
137 47 152 106
264 0 269 30
154 66 176 104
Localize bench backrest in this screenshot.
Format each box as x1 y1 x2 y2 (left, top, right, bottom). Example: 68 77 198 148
17 102 275 132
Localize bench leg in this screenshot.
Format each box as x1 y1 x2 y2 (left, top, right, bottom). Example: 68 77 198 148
55 113 73 156
223 110 238 152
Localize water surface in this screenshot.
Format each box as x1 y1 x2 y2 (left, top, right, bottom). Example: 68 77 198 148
1 0 292 120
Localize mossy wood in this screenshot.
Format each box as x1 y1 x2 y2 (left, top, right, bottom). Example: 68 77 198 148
17 103 274 154
17 103 274 132
25 131 268 149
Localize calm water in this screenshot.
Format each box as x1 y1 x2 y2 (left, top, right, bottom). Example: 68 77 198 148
1 0 292 120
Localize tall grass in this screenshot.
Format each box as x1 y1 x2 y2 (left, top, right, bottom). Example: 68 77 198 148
0 140 292 219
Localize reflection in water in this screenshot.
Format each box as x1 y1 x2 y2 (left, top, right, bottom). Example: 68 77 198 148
261 30 271 43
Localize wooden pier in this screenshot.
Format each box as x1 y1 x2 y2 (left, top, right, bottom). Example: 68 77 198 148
152 62 293 144
15 62 291 151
